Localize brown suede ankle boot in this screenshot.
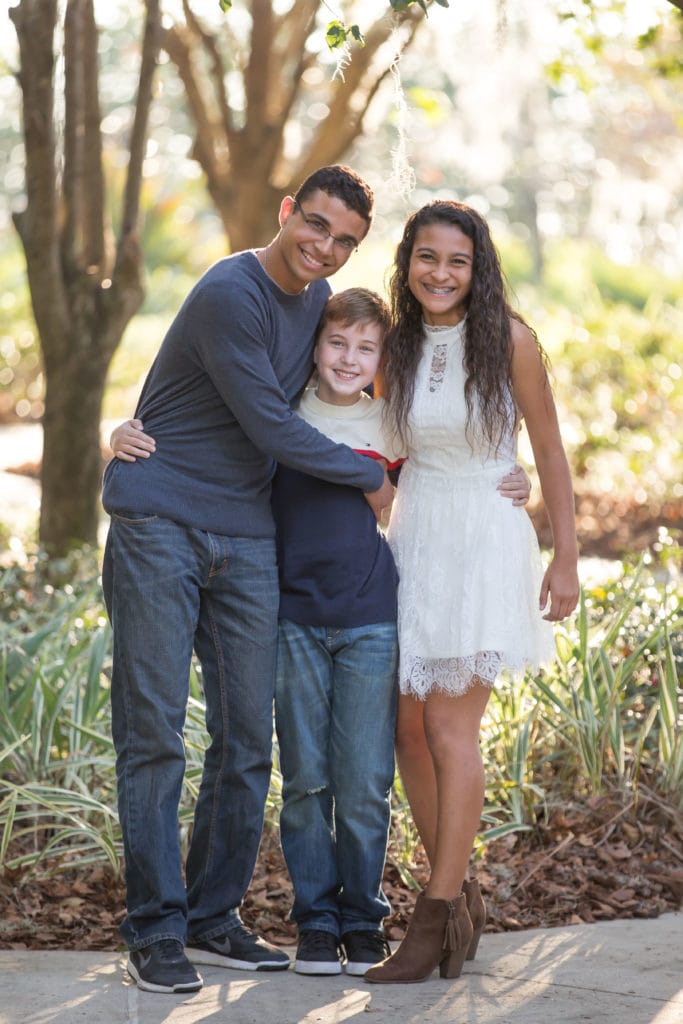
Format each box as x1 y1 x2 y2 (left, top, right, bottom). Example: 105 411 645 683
364 891 473 984
462 878 486 960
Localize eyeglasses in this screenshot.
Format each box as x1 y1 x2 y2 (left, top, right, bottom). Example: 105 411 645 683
292 200 359 253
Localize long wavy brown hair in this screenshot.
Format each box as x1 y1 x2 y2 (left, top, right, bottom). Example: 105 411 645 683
380 200 546 452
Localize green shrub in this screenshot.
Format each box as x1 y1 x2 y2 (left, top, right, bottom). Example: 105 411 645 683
1 549 679 878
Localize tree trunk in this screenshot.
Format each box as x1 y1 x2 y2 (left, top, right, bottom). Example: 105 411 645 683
10 0 161 554
39 346 109 548
34 261 147 550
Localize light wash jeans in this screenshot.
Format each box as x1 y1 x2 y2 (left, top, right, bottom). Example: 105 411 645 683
274 619 398 937
103 513 279 951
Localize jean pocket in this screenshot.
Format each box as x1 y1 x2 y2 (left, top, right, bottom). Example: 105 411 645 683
112 510 160 526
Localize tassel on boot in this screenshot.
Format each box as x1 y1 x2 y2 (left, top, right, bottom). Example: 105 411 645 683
364 892 473 984
462 878 486 961
440 892 474 978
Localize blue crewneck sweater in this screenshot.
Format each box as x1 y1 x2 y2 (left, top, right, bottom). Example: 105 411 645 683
102 252 384 537
272 391 402 628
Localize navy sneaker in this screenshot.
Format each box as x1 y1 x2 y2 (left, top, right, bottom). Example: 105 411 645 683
295 929 343 975
187 923 290 972
342 930 391 976
127 938 203 993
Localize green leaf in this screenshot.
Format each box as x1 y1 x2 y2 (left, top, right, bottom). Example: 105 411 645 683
218 0 233 12
480 821 532 843
350 25 365 47
326 21 347 50
0 790 16 866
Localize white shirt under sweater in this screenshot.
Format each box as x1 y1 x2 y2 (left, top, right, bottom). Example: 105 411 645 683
296 389 407 468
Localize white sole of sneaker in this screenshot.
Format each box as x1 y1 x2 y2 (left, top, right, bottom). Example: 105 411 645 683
186 949 290 971
345 961 377 976
126 961 203 993
295 960 343 976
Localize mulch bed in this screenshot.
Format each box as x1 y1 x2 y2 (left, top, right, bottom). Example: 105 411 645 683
1 787 680 952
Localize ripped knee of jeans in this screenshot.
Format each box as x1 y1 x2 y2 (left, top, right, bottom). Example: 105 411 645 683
305 784 327 797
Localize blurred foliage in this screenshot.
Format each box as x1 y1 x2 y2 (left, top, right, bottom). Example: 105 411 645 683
510 243 683 506
0 243 41 423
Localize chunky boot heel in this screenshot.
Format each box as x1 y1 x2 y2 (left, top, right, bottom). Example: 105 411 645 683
439 893 473 979
462 878 486 961
365 891 472 984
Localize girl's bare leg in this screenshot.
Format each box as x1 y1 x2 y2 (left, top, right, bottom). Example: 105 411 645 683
395 693 438 865
396 680 491 896
423 681 492 899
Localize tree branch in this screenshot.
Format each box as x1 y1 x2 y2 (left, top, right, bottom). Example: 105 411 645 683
292 6 425 181
162 22 225 186
183 0 237 145
119 0 162 240
268 1 319 136
62 0 85 273
9 0 67 342
244 0 274 138
271 0 318 74
82 0 106 271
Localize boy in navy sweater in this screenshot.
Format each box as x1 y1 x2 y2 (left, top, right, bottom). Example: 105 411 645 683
270 289 406 976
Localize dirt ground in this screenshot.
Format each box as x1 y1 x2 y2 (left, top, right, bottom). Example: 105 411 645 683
1 785 681 952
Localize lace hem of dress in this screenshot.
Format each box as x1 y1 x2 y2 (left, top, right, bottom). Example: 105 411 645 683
400 651 504 700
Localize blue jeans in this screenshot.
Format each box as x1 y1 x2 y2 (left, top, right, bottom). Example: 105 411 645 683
274 619 398 937
103 513 279 951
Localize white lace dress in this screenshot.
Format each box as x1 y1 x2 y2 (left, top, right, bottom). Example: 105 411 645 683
386 321 555 698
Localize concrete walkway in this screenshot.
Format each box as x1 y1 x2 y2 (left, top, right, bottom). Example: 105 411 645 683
1 914 681 1024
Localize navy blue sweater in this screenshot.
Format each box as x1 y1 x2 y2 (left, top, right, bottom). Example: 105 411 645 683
272 466 398 627
271 391 400 627
102 253 384 537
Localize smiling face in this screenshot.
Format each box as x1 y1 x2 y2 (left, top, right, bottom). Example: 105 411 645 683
407 221 474 326
313 318 383 406
268 190 369 293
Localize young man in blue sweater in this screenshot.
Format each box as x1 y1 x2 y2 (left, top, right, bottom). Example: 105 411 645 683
101 166 395 993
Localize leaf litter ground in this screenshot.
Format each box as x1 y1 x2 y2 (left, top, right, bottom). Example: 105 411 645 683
1 786 680 952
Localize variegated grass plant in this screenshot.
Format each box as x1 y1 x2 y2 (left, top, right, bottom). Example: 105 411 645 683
1 544 680 883
479 544 682 854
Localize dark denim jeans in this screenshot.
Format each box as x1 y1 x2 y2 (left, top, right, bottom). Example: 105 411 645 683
103 513 279 951
274 619 398 937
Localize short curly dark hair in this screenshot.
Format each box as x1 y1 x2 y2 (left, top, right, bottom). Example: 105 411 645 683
295 165 374 229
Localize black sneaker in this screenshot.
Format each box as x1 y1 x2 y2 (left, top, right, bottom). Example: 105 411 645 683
127 939 203 993
187 923 290 972
342 930 391 976
295 929 343 975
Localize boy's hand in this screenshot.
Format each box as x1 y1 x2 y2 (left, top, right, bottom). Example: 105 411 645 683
498 463 531 506
365 470 394 522
110 419 156 462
